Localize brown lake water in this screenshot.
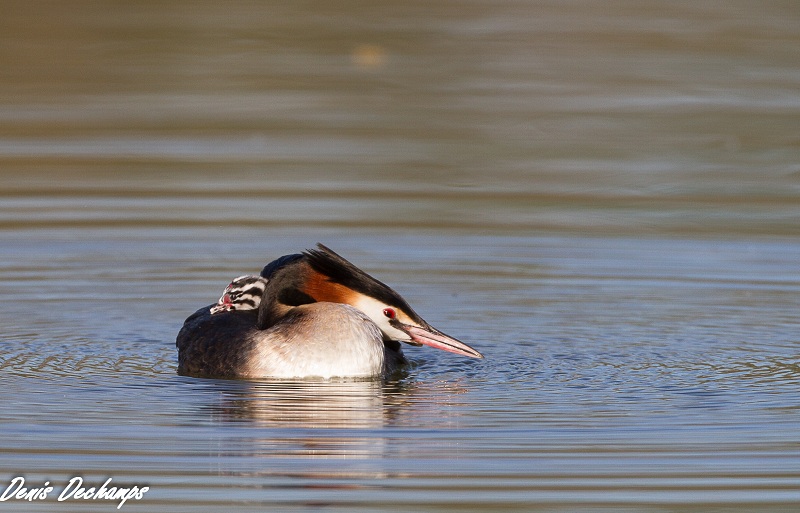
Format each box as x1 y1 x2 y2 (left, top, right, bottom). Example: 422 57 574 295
1 1 799 511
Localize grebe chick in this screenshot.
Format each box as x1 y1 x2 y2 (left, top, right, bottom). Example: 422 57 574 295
209 275 268 314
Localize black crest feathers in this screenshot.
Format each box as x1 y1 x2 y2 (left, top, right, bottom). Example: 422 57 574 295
260 253 304 279
303 244 422 322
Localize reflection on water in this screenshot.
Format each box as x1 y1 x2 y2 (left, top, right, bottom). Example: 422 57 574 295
2 0 800 511
206 380 396 430
203 380 397 463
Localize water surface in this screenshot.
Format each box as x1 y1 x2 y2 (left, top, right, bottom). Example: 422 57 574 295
1 1 799 511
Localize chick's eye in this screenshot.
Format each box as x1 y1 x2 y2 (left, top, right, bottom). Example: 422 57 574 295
382 308 396 319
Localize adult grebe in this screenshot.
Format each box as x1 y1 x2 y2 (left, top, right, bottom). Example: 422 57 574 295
176 244 483 379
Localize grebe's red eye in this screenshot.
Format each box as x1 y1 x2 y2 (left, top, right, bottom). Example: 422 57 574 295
383 308 396 319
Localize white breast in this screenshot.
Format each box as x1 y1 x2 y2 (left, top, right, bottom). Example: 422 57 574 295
245 303 386 379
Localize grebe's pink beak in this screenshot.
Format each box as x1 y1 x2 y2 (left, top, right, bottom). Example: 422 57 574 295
209 293 234 314
402 324 484 359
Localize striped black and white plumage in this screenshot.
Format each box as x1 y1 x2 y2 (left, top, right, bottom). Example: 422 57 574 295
209 275 269 314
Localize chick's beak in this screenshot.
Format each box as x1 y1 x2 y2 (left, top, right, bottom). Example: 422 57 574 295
400 323 484 359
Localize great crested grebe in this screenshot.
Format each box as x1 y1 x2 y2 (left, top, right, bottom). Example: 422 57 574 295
176 244 483 379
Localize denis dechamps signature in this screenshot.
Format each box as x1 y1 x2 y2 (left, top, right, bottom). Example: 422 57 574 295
1 476 148 510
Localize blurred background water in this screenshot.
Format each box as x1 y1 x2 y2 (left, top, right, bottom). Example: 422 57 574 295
1 1 799 511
